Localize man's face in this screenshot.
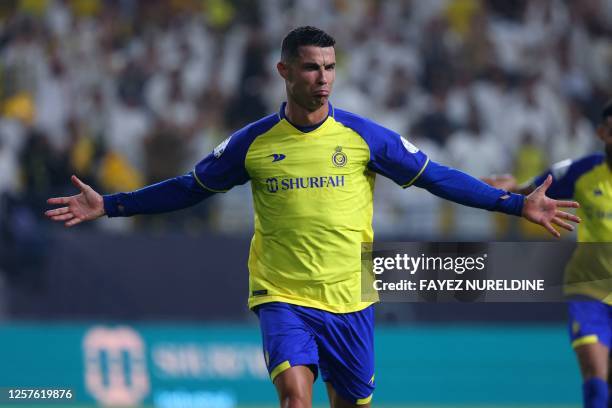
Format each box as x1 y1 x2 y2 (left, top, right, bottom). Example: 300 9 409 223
278 45 336 112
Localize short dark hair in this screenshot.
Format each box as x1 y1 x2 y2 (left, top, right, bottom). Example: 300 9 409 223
602 99 612 121
281 26 335 62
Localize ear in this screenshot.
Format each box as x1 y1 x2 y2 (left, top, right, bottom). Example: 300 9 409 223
277 61 289 81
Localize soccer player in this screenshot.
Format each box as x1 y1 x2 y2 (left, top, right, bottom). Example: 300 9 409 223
485 100 612 408
46 27 580 408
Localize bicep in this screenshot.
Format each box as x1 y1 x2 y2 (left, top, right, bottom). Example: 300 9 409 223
366 131 429 186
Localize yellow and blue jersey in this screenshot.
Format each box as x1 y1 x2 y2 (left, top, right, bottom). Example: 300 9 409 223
193 103 429 313
103 102 524 312
533 154 612 304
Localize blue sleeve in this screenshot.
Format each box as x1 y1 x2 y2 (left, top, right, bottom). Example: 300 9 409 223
103 173 214 217
532 154 604 199
333 110 429 186
102 115 280 217
193 114 279 192
414 161 525 216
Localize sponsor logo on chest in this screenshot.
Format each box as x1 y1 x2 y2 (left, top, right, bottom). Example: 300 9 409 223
262 145 350 193
265 175 345 193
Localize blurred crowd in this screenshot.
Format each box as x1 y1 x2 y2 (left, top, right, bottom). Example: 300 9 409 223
0 0 611 239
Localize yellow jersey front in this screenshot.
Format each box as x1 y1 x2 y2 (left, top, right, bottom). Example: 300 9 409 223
193 103 429 313
534 155 612 304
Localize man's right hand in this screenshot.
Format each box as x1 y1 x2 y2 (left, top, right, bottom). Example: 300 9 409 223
45 175 105 227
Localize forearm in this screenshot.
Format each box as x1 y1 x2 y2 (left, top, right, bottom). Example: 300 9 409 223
103 173 215 217
414 161 525 216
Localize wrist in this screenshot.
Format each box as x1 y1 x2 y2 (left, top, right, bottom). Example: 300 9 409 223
95 195 105 218
520 195 531 217
496 192 525 216
102 194 120 217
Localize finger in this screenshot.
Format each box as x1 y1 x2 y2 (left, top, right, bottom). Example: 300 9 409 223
555 210 581 223
65 217 83 227
552 216 574 232
52 213 74 222
555 200 580 208
47 197 70 205
538 175 553 192
45 207 70 217
543 221 560 238
71 175 88 192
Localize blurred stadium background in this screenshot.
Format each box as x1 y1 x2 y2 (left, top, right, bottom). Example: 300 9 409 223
0 0 610 406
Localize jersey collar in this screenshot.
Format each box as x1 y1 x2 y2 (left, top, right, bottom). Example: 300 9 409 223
278 101 334 133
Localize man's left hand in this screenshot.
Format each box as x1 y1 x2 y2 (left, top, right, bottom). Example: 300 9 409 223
522 175 581 238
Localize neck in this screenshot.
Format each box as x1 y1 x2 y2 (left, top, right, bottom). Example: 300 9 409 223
284 99 329 127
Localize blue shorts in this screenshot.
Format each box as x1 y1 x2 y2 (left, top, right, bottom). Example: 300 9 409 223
568 300 612 349
255 302 375 405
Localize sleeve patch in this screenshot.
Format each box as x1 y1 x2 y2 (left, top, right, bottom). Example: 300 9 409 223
213 136 232 158
551 159 572 180
400 136 419 153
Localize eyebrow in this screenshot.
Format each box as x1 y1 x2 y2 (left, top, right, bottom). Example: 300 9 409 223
301 61 336 69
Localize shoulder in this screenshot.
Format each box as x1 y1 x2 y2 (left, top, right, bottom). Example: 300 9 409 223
231 113 281 144
332 108 412 152
571 153 605 169
553 153 605 180
216 113 280 158
333 108 393 136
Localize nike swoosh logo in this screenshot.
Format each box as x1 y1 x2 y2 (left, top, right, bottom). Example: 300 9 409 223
269 154 286 162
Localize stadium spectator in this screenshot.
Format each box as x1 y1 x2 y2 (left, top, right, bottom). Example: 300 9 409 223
0 0 609 238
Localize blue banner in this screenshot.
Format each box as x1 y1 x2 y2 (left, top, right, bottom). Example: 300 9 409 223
0 324 581 406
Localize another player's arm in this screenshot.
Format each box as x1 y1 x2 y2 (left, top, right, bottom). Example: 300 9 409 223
45 173 215 227
482 155 599 199
481 174 535 195
481 155 609 237
411 161 580 238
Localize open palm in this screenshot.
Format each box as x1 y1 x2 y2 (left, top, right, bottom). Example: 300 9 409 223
45 175 105 227
522 175 580 238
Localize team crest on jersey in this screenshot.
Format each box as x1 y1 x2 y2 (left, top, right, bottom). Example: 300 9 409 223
213 136 232 158
400 136 419 153
332 146 347 167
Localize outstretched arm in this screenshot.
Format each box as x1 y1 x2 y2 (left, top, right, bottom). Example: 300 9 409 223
46 173 214 227
414 161 579 238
